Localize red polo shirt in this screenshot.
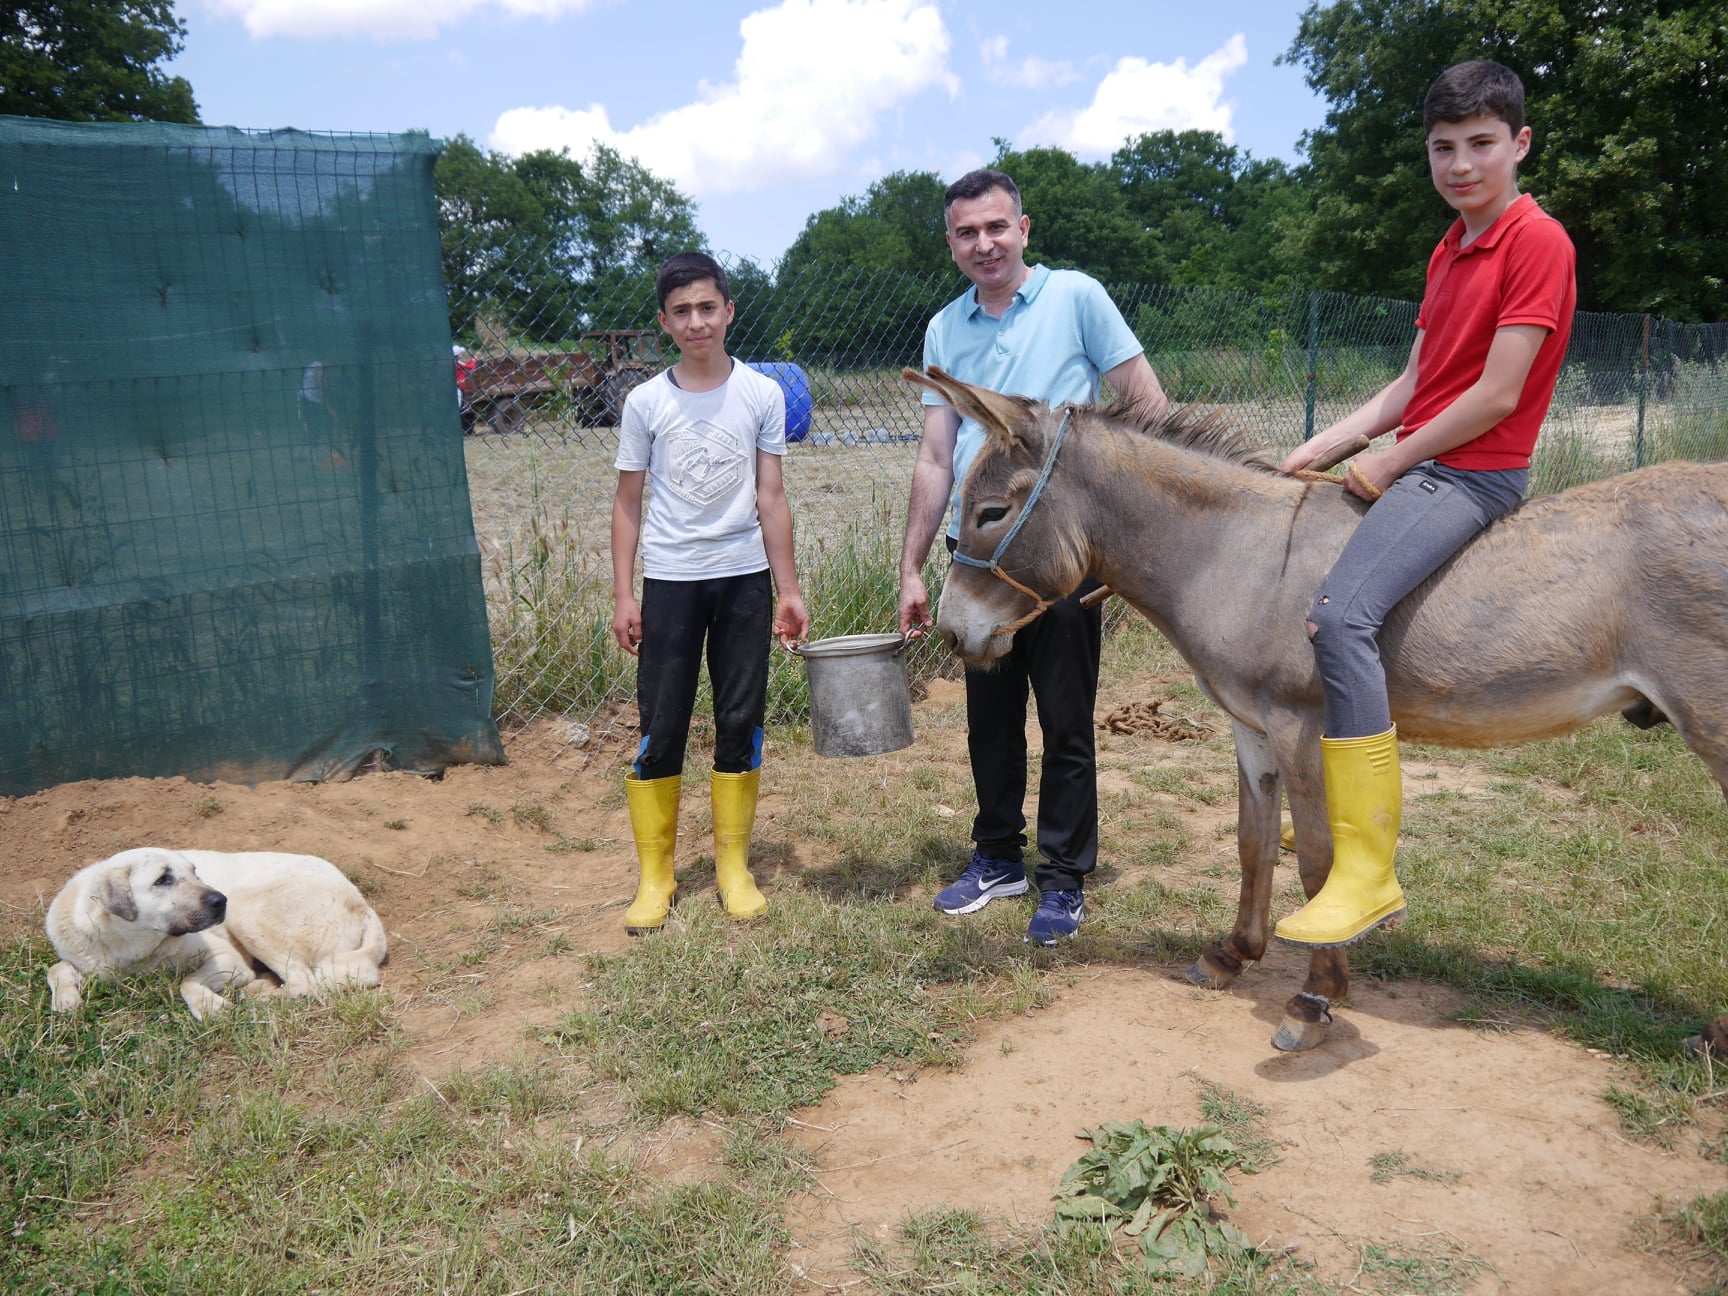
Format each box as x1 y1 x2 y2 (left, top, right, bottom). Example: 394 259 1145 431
1403 193 1576 471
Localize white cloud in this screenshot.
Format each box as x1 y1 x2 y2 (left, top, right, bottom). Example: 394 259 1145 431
1021 33 1248 156
978 33 1080 90
200 0 597 41
489 0 957 196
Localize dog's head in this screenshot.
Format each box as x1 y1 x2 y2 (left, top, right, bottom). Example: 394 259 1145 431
96 848 227 936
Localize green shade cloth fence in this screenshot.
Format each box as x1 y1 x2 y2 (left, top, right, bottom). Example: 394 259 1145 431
0 118 503 797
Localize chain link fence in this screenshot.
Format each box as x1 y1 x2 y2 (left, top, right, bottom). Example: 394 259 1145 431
449 244 1728 735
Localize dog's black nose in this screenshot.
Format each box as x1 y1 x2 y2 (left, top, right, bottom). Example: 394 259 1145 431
205 891 227 920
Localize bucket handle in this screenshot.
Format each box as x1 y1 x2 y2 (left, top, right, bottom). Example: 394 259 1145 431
789 632 913 658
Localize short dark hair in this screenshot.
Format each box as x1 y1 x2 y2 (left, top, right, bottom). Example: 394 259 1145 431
944 169 1021 225
655 251 729 309
1424 60 1525 135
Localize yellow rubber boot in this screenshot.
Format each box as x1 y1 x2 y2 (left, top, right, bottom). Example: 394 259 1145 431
1279 817 1297 853
1275 727 1406 947
623 774 681 934
711 769 767 920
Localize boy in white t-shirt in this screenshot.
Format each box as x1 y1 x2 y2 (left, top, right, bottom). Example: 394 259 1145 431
610 252 809 933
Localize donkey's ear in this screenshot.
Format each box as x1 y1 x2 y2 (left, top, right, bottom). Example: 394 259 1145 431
901 366 1034 451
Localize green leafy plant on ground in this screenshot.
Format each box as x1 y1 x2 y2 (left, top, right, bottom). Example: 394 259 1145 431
1053 1118 1264 1279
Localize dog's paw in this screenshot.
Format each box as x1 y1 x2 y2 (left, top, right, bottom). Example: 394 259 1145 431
180 984 234 1020
47 962 84 1012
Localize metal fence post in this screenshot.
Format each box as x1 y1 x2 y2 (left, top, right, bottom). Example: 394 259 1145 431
1635 313 1650 468
1304 290 1320 440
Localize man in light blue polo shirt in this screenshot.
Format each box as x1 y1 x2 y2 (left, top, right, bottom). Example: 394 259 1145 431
898 168 1167 945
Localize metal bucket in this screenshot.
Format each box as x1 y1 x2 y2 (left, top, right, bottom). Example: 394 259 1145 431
793 633 915 757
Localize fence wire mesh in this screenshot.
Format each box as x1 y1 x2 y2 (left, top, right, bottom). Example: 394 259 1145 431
449 237 1728 736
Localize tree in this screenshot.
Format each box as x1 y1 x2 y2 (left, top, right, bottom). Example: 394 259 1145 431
434 136 704 343
1286 0 1728 320
773 171 956 364
717 255 779 359
435 135 545 343
1111 131 1310 291
779 170 952 278
988 142 1165 284
0 1 198 123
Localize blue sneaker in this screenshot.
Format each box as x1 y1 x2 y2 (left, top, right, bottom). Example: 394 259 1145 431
932 851 1028 915
1025 889 1086 945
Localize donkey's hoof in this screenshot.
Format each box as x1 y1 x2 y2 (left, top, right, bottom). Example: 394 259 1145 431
1184 953 1241 990
1272 992 1333 1052
1686 1018 1728 1060
1272 1015 1329 1051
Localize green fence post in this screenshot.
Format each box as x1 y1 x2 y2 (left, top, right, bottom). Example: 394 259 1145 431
1304 291 1320 439
1635 314 1650 468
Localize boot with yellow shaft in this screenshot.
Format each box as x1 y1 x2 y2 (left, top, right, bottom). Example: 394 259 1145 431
623 773 681 934
1275 727 1406 947
711 768 767 920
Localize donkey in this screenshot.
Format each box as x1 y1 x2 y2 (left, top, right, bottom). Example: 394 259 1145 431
907 364 1728 1058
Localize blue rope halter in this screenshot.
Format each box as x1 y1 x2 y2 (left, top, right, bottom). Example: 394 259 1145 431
950 406 1073 633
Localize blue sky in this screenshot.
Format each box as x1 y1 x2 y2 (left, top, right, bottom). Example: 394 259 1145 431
168 0 1331 266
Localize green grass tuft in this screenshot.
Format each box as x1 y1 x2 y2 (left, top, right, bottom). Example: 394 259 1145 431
545 893 1031 1118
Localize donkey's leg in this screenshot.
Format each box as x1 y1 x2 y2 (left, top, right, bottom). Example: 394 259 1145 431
1645 686 1728 1060
1269 720 1350 1052
1187 723 1280 989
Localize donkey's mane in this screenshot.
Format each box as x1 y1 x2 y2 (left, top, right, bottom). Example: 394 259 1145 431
1091 397 1281 473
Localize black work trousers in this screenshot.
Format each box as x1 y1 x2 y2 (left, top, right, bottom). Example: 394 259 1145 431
959 563 1104 893
633 570 771 780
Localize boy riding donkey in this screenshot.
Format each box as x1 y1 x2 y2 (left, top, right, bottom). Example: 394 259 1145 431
1275 61 1576 949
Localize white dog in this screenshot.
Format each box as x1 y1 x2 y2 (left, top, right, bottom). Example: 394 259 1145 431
46 848 387 1020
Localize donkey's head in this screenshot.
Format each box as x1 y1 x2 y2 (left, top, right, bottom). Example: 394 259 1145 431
903 366 1092 663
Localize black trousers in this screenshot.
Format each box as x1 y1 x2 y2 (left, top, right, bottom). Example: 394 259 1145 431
634 570 771 780
956 551 1103 892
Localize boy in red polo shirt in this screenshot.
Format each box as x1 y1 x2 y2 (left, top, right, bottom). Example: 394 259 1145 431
1273 60 1576 948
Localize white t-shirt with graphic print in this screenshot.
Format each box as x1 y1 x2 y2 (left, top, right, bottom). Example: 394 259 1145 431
614 362 787 581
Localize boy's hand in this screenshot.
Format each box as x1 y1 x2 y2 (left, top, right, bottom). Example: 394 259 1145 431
1277 441 1325 474
774 594 810 650
612 597 643 656
898 574 933 638
1343 449 1400 500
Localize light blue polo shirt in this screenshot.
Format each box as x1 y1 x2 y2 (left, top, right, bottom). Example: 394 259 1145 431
922 263 1144 539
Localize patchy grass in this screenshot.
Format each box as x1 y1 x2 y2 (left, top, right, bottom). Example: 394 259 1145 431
1662 1190 1728 1289
1353 1238 1491 1295
7 617 1728 1293
545 894 1041 1119
1198 1082 1281 1173
1368 1150 1461 1186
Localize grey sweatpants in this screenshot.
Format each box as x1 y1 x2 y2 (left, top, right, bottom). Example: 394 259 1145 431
1310 460 1527 739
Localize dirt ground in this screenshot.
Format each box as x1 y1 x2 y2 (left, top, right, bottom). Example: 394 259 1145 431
3 667 1725 1295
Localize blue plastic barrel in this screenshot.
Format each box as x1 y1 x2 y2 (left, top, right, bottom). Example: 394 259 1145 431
746 361 813 443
